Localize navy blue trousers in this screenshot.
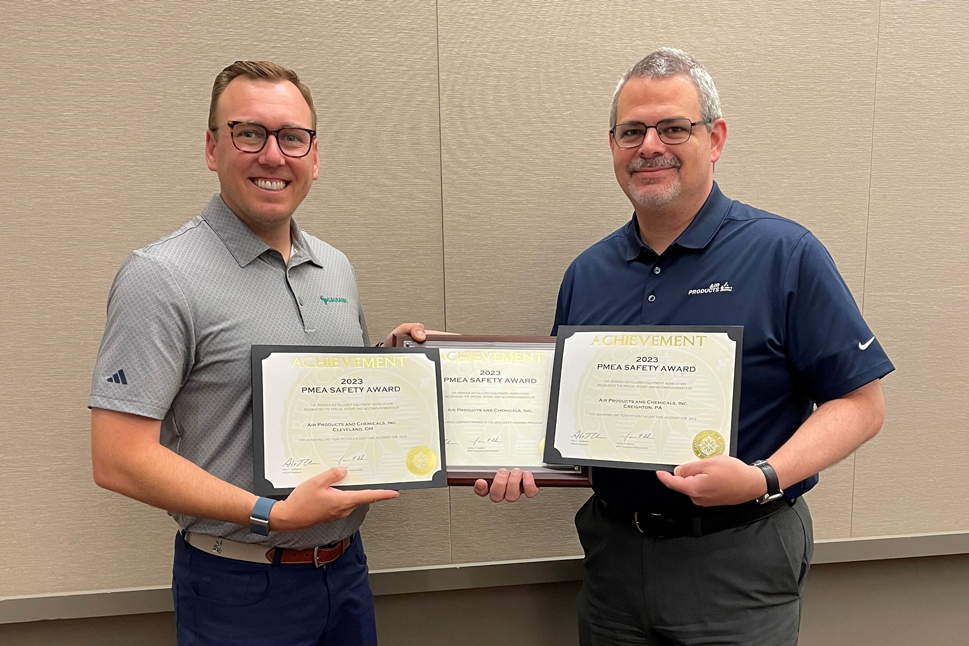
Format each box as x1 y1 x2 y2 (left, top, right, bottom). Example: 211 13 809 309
172 531 377 646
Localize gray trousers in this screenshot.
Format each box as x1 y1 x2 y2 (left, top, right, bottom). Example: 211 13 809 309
575 495 814 646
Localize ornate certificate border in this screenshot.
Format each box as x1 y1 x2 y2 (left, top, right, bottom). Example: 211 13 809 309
393 334 591 487
544 325 743 472
251 344 448 497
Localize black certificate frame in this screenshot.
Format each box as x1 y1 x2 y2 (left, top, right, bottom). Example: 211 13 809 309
393 334 591 487
251 344 448 497
543 325 743 473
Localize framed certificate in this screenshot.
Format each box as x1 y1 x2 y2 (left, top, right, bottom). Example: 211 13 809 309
544 326 743 471
393 334 590 487
251 345 447 496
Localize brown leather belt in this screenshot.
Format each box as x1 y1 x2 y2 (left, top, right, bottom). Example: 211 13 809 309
267 537 352 567
184 531 352 567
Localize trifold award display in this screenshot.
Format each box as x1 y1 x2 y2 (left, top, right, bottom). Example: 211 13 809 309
251 346 447 496
393 335 590 486
544 326 743 472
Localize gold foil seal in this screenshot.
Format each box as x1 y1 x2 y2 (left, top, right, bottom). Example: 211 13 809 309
692 430 726 459
406 446 437 476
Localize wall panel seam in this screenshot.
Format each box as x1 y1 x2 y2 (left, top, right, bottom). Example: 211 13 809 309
853 0 884 538
861 0 883 315
433 0 455 565
434 0 449 334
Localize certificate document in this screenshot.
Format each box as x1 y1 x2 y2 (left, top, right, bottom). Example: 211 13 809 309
544 326 742 471
438 341 554 468
251 345 447 495
393 334 590 486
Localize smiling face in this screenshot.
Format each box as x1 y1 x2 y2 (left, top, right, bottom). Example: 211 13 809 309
610 75 725 215
205 78 319 233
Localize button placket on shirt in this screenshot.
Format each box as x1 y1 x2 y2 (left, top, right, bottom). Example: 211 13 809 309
285 259 316 333
645 261 662 308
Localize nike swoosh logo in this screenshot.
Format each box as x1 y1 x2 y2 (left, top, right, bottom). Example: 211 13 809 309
859 336 875 351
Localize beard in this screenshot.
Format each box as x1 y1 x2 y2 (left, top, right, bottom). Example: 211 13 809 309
626 155 681 210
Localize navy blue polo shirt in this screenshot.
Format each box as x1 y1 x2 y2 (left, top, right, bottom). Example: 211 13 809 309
552 182 894 512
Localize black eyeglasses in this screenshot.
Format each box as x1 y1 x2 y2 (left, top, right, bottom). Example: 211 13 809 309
610 118 712 148
221 121 316 158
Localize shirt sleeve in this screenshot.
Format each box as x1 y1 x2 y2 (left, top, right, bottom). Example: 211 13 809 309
358 303 371 347
551 264 575 336
784 232 894 404
348 264 370 346
89 251 196 419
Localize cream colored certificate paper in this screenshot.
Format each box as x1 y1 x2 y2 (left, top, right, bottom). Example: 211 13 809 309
552 330 738 468
440 344 554 467
260 351 443 488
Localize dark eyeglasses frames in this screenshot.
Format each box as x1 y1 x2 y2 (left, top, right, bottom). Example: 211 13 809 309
221 121 316 158
610 118 712 148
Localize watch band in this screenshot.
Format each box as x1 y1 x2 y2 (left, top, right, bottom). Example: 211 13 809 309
249 497 277 536
752 460 783 504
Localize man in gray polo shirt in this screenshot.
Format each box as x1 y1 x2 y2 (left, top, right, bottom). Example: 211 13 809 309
91 61 430 645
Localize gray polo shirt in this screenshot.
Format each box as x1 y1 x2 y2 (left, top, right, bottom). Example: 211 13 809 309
90 195 370 548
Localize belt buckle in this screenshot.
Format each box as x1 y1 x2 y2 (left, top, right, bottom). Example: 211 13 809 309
633 511 666 536
313 538 346 567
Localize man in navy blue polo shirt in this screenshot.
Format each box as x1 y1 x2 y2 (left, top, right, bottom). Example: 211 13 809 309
552 48 894 645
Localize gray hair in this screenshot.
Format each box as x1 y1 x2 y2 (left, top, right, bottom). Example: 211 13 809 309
610 48 721 130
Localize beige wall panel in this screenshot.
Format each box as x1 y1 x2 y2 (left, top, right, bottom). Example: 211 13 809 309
803 458 855 540
374 582 581 646
851 1 969 537
437 1 877 538
800 555 969 646
437 0 878 339
0 0 442 597
359 488 451 570
0 613 177 646
448 487 588 564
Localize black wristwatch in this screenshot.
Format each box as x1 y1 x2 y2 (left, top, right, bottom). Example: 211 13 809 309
752 460 783 504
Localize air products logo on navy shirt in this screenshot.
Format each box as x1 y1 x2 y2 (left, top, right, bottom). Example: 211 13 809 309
688 281 734 296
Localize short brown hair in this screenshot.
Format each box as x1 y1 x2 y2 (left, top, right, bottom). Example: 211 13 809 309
208 61 317 131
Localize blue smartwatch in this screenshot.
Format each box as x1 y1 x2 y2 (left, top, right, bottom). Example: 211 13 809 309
249 497 277 536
